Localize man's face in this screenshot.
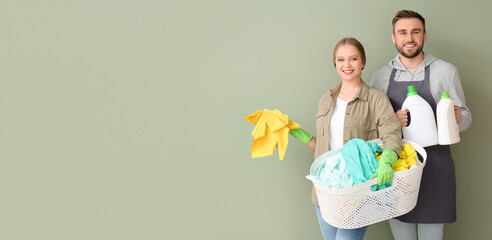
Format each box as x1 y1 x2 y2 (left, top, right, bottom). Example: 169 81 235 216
392 18 427 59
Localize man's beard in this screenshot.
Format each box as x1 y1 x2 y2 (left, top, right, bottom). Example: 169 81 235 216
396 42 424 58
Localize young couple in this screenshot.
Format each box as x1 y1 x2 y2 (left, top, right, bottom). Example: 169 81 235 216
290 9 472 240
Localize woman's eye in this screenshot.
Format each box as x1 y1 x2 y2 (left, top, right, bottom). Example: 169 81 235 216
337 59 343 62
351 58 357 61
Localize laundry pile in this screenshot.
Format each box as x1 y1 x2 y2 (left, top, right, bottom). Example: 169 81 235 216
307 139 418 191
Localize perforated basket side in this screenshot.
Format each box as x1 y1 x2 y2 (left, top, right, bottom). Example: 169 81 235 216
312 139 427 229
315 167 424 229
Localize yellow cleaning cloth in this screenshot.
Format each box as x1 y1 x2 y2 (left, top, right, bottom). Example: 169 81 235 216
376 143 417 171
245 109 300 160
393 143 417 171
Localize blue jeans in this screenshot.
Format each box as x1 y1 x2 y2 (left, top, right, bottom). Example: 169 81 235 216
315 205 368 240
388 219 444 240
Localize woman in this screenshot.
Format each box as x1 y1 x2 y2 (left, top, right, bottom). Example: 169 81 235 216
291 37 402 239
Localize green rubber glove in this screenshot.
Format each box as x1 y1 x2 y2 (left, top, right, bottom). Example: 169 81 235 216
370 150 398 186
289 128 313 144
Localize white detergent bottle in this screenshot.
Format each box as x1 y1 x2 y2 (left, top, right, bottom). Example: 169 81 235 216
437 91 460 145
401 85 438 147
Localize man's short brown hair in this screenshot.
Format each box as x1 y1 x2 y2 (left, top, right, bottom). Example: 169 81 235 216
392 10 426 32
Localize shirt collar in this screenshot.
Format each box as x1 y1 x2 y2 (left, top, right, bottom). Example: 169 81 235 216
330 80 369 102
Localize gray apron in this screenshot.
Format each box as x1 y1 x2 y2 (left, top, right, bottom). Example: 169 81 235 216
387 66 456 223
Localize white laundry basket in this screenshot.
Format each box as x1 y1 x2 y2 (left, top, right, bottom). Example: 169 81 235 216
309 139 427 229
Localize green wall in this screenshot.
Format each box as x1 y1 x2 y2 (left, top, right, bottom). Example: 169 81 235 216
1 0 491 239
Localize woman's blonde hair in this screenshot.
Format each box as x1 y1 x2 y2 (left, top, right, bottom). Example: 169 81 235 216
332 37 366 68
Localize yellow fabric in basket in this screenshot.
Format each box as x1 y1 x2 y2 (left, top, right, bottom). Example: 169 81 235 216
245 109 300 160
376 143 417 171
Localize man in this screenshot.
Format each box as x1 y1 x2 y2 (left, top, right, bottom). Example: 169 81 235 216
370 10 472 240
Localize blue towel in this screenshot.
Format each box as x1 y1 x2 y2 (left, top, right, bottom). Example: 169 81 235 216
307 139 392 190
306 151 354 189
342 139 392 191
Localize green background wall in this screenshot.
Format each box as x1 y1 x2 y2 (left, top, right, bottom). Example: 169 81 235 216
1 0 490 239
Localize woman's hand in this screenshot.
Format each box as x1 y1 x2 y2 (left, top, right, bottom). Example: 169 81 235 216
371 150 398 186
290 128 315 151
396 109 409 127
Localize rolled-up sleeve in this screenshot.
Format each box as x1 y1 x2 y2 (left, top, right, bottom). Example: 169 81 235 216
448 69 472 132
375 92 402 155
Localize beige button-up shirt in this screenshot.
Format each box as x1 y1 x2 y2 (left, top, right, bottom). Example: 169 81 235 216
312 80 402 205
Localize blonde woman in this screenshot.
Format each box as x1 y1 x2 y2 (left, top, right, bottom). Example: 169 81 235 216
291 37 402 239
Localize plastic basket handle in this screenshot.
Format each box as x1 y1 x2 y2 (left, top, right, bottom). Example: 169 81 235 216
366 139 427 165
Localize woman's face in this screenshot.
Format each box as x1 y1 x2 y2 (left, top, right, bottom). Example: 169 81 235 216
335 44 364 82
